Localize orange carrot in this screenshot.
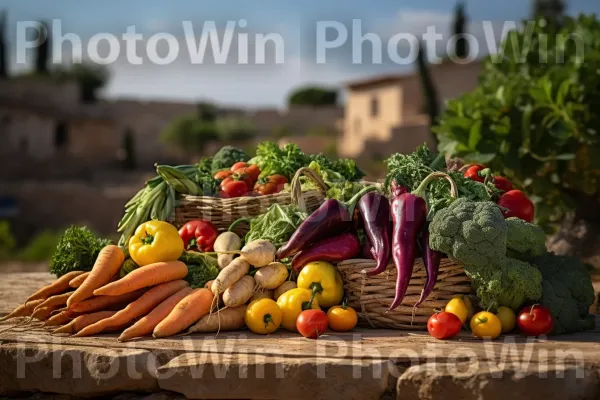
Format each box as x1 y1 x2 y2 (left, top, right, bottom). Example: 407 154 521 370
153 288 213 338
26 271 85 303
44 310 79 326
119 287 194 342
67 245 125 307
34 292 73 312
93 261 188 297
0 299 44 321
52 311 117 334
74 280 189 337
69 290 144 314
69 272 89 288
31 305 60 321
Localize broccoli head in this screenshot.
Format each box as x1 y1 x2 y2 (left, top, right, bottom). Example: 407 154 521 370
465 256 542 311
211 146 249 172
505 217 547 261
429 198 507 267
534 253 596 334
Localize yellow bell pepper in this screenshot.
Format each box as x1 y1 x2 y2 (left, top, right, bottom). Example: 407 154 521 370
297 261 344 308
245 299 283 334
276 288 320 332
128 221 184 266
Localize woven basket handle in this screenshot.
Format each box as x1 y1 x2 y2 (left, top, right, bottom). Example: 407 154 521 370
290 167 328 212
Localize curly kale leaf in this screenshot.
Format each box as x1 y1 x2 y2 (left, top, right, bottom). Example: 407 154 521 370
255 141 308 179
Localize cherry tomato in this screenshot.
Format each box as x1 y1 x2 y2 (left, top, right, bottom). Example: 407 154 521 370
497 190 534 222
220 180 248 198
231 161 247 171
463 165 485 183
296 309 328 339
327 304 358 332
427 311 462 340
493 176 514 193
214 170 233 180
517 304 554 336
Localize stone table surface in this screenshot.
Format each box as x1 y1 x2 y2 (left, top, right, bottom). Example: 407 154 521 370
1 272 600 400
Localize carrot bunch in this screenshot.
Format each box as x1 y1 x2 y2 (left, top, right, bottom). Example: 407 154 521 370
3 244 223 340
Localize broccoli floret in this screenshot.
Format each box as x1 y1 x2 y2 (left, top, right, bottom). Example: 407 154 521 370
465 256 542 311
534 253 596 334
505 217 547 261
211 146 249 172
429 198 507 267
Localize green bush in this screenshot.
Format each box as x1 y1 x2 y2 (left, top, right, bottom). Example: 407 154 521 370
433 14 600 229
18 231 61 262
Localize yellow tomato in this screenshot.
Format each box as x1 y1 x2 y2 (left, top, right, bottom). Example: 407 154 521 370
445 297 469 324
496 306 517 333
327 305 358 332
245 299 283 335
276 288 320 332
470 311 502 339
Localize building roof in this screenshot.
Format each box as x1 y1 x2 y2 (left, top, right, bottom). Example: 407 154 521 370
345 59 484 90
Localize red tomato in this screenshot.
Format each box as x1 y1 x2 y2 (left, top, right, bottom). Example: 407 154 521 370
296 309 328 339
254 174 288 195
220 180 248 198
517 304 554 336
214 170 234 180
241 164 261 182
463 165 485 183
221 173 253 191
231 162 247 171
497 190 534 222
427 311 462 340
493 176 513 192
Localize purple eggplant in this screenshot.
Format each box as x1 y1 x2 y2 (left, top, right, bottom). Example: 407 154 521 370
389 184 427 311
276 186 379 260
415 222 442 307
291 232 360 271
358 192 392 276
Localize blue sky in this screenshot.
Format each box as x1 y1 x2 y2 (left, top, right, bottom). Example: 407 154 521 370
1 0 599 107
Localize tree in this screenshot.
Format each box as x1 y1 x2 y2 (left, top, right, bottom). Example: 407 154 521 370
35 21 50 75
197 102 217 122
288 87 338 107
160 115 219 154
531 0 566 25
416 42 439 130
433 15 600 268
452 2 469 59
122 128 136 170
0 10 7 78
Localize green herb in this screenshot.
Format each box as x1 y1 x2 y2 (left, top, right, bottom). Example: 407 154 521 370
49 226 112 277
308 154 365 180
254 142 308 179
239 204 307 246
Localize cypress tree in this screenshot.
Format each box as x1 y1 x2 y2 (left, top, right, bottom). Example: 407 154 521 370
531 0 566 25
453 2 469 59
35 21 50 75
0 10 7 78
417 42 439 131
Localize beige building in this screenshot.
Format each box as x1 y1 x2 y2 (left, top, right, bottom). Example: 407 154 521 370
339 60 482 160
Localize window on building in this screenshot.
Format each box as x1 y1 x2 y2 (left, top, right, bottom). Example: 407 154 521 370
370 96 379 118
54 121 69 149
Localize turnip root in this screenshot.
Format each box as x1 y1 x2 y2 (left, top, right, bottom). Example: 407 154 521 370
255 262 288 290
274 281 297 301
250 289 274 302
214 232 241 269
211 258 250 295
239 240 276 267
188 305 247 333
223 276 255 307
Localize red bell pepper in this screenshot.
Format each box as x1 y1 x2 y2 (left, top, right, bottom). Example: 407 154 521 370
178 220 218 252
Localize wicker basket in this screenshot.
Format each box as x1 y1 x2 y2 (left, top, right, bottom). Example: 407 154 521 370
169 167 327 236
337 258 472 330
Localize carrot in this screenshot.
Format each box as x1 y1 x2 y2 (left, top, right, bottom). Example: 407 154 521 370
93 261 188 297
34 292 73 312
26 271 85 303
31 305 60 321
119 287 194 342
69 290 144 314
0 299 45 321
188 305 247 333
211 258 250 295
44 310 79 326
69 272 89 288
73 280 189 337
67 245 125 307
153 288 213 338
52 311 117 334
